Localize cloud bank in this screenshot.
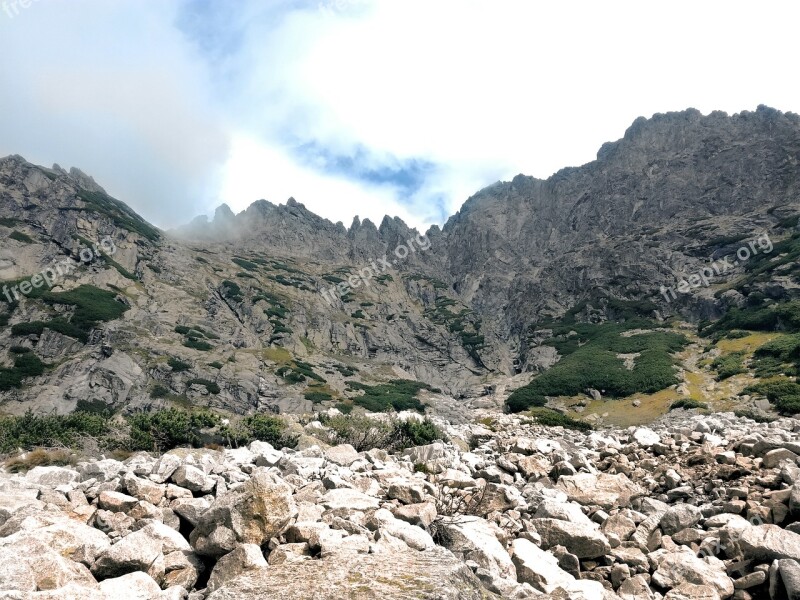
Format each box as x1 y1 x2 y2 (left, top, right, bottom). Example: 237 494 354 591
0 0 798 231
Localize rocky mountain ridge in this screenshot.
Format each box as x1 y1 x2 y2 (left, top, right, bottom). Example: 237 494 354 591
0 106 799 421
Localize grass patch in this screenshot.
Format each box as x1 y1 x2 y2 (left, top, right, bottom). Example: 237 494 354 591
5 449 74 473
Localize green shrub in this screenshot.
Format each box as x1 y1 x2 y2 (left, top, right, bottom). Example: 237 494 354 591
0 353 47 391
221 280 244 302
528 410 593 431
0 410 112 454
9 286 127 343
702 300 800 336
351 310 366 319
751 334 800 377
743 380 800 414
397 418 446 446
711 351 747 380
187 378 221 394
507 323 687 412
232 257 259 271
9 231 34 243
335 402 353 414
670 398 708 411
231 414 298 449
127 408 220 452
304 391 333 403
320 414 398 451
168 357 192 372
74 189 160 241
12 318 88 342
42 285 129 333
319 414 446 451
209 361 223 369
347 379 432 413
150 385 170 398
9 346 30 354
183 337 213 351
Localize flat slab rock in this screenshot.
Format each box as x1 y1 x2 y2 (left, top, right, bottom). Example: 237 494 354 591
205 547 499 600
556 473 646 509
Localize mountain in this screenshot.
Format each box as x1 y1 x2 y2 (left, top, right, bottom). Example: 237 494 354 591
2 105 800 422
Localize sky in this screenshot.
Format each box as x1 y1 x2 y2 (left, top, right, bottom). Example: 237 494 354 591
0 1 798 231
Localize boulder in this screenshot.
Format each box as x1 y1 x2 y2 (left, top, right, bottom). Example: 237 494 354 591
556 473 645 509
171 465 215 494
25 466 80 487
97 571 163 600
206 546 496 599
439 517 516 591
651 551 733 599
190 468 296 556
207 544 267 594
324 444 359 466
531 518 611 559
320 488 380 511
663 583 721 600
739 524 800 562
123 473 165 505
97 491 139 513
92 528 164 580
511 538 575 593
660 504 703 536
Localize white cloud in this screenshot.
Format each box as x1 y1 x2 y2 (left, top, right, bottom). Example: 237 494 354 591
219 134 429 230
1 0 799 230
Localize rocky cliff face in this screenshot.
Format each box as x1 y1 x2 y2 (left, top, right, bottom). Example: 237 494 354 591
1 106 799 418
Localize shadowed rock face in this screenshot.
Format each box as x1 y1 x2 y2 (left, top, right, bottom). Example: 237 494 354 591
1 106 799 415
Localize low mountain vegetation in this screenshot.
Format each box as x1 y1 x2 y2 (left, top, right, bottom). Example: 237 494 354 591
346 379 435 412
507 321 687 412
